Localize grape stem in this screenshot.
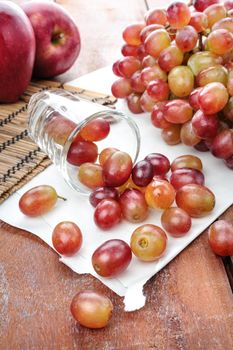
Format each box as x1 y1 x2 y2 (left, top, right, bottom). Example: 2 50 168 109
198 33 203 51
57 195 67 201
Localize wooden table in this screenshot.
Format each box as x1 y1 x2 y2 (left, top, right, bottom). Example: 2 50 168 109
1 1 233 349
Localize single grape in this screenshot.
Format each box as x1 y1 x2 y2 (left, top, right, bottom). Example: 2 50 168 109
204 4 227 28
132 159 154 186
161 124 181 145
144 29 171 58
145 153 170 176
144 8 167 26
130 224 167 261
121 44 139 57
167 2 191 29
146 79 169 102
140 24 164 43
212 17 233 33
171 155 203 171
140 91 156 112
145 178 175 210
151 101 172 129
189 11 208 33
122 23 145 45
127 93 144 114
70 291 113 329
208 29 233 55
92 239 132 277
103 151 133 187
187 51 223 76
94 199 122 230
119 189 148 223
196 65 228 87
52 221 83 256
158 45 184 72
161 207 192 237
210 129 233 159
175 25 198 52
112 60 123 77
198 82 228 115
99 147 118 166
80 118 110 142
78 163 104 189
193 0 220 12
163 99 193 124
142 55 157 68
131 71 145 93
170 167 205 190
168 66 194 97
180 120 201 146
89 187 119 208
188 88 202 110
111 78 132 98
176 184 215 218
118 56 141 78
191 109 219 139
67 140 98 166
140 65 167 87
208 220 233 256
19 185 62 217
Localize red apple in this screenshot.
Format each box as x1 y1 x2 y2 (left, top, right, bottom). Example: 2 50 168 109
22 1 81 78
0 1 35 103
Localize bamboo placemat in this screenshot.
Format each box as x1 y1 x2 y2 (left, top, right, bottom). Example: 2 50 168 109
0 80 116 204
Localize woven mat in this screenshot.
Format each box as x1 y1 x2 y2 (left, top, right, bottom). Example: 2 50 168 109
0 80 116 204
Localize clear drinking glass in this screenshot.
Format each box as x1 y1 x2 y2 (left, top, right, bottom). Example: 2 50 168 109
28 89 140 194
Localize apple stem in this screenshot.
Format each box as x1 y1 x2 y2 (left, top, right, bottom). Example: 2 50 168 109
52 32 65 45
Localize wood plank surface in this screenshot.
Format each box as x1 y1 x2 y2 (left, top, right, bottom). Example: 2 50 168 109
0 1 233 349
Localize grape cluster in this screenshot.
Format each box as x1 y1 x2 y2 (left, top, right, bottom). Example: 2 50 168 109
111 0 233 169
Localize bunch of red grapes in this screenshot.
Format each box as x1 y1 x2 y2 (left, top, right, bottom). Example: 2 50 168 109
111 0 233 170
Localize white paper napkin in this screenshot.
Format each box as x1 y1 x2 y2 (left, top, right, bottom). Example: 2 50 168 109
1 66 233 311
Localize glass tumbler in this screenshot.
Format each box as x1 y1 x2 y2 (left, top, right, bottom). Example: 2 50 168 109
28 89 140 194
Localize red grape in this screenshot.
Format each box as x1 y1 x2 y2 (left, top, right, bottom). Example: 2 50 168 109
176 184 215 218
132 159 154 186
119 189 148 223
94 199 122 230
161 124 181 145
170 167 205 190
89 187 119 207
103 151 133 187
189 11 208 32
80 118 110 142
168 66 194 97
167 2 191 29
19 185 61 217
70 291 113 329
158 45 184 72
208 220 233 256
112 60 123 77
145 178 175 210
140 24 164 43
171 155 203 171
144 8 167 26
175 25 198 52
140 65 167 87
191 110 219 139
52 221 82 256
99 147 118 167
180 120 201 146
140 91 156 112
204 4 227 29
163 100 193 124
145 153 170 176
208 29 233 55
78 163 104 189
127 93 144 114
151 102 172 129
118 56 141 78
111 78 132 98
92 239 132 277
189 88 202 110
121 44 139 57
123 23 145 46
146 79 169 102
210 129 233 159
131 71 145 93
193 0 220 12
198 82 228 115
161 207 192 237
144 29 171 58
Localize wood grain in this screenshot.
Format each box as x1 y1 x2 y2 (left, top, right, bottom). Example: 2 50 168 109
1 1 233 349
